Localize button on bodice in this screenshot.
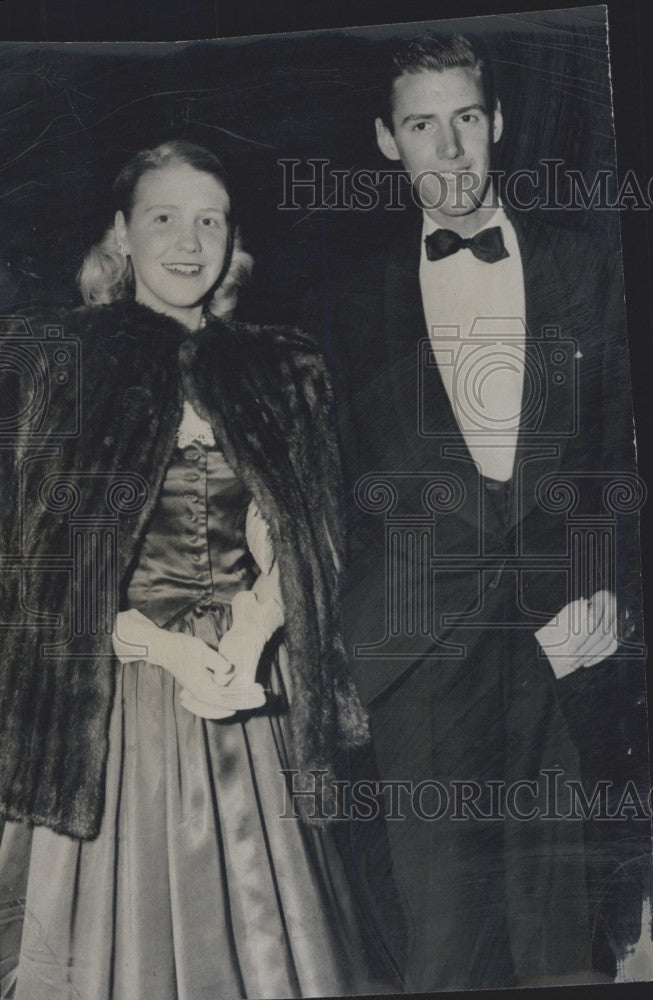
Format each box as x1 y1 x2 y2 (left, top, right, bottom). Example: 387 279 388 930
126 442 256 626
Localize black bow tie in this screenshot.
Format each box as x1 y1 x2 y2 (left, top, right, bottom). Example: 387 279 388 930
425 225 509 264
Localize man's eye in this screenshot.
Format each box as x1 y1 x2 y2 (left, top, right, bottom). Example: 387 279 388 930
458 114 479 124
411 121 430 132
154 214 170 223
200 217 219 227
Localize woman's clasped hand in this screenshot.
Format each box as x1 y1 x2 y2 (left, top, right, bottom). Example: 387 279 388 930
111 599 278 717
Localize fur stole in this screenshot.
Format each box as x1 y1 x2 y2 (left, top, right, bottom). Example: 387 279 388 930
0 299 369 839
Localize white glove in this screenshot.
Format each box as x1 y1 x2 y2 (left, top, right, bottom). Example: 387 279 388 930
113 502 284 720
112 608 260 718
245 500 275 575
180 584 283 718
181 504 284 720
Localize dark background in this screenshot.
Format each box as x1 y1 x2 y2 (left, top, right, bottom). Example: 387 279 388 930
0 6 626 315
1 3 652 999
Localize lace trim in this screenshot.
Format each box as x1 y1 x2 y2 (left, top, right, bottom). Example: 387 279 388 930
176 400 216 449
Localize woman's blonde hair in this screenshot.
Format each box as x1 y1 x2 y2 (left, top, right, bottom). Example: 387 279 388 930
77 140 252 315
208 228 254 319
77 225 135 306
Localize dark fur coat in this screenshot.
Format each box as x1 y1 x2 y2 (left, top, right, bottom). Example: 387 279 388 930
0 299 369 839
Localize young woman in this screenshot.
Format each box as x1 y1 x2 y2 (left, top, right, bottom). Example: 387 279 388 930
0 140 370 1000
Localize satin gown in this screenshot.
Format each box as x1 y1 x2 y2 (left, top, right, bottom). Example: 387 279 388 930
0 441 367 1000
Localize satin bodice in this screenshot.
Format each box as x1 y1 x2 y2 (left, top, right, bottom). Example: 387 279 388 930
126 442 257 626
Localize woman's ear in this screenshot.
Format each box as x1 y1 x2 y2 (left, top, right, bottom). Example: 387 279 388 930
114 211 129 254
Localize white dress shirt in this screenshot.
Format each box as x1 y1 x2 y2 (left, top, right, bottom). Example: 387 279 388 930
419 206 526 482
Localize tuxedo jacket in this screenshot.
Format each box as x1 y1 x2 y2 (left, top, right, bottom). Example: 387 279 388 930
311 209 641 707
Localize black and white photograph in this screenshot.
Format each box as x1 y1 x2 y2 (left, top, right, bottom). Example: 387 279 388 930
0 2 652 998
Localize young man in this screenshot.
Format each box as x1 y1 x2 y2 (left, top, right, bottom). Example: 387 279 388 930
312 33 643 991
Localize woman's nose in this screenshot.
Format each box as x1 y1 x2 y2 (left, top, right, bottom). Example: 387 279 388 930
175 225 201 252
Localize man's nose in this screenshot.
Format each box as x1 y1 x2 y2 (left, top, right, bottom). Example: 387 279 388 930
436 125 463 160
175 225 201 252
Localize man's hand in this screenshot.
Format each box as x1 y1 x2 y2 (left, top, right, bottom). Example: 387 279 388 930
581 590 619 667
535 590 618 679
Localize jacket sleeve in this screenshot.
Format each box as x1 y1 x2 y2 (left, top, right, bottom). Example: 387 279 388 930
597 241 643 643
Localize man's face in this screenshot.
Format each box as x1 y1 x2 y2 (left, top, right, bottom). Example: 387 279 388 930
375 66 503 223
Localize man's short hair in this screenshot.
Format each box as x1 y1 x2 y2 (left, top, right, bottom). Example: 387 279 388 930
378 33 497 130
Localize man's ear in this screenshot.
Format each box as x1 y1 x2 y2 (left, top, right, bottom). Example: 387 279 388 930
375 117 402 161
492 99 504 144
114 210 129 253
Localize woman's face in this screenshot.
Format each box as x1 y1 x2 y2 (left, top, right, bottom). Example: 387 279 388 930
115 164 230 329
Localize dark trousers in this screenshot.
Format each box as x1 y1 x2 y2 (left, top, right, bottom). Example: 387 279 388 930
354 593 592 992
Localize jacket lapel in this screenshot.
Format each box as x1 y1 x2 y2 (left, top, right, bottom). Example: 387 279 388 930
381 219 428 461
509 212 578 523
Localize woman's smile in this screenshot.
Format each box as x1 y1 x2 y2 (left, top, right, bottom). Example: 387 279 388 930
161 262 204 275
